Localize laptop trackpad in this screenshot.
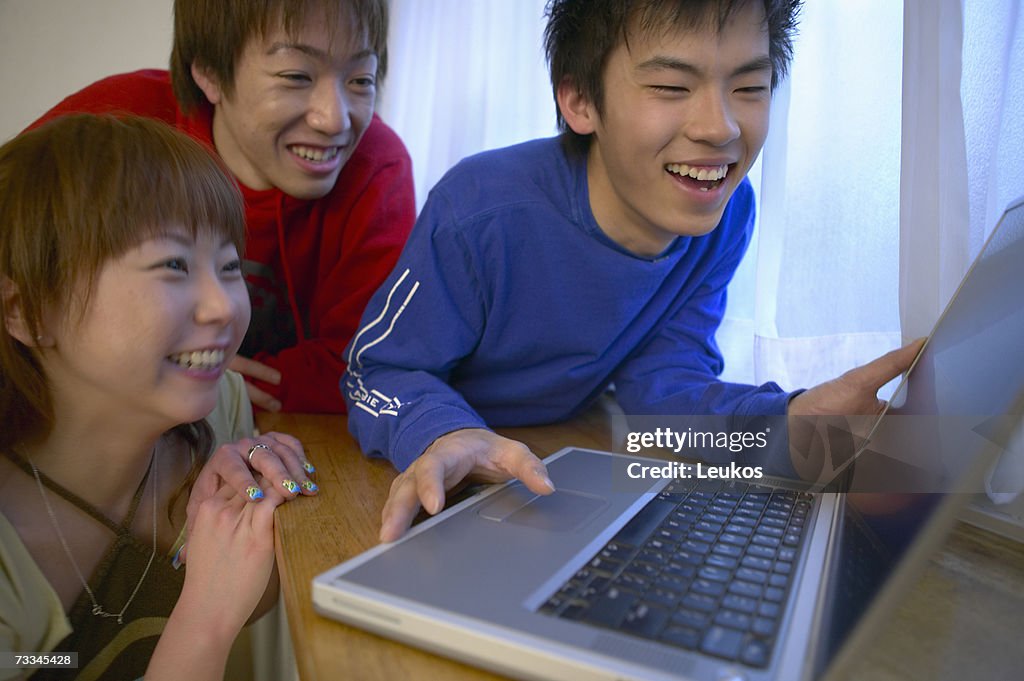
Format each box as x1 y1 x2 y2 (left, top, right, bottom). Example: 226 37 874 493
477 484 608 532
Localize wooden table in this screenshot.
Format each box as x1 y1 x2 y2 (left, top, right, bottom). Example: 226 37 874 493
256 409 1024 681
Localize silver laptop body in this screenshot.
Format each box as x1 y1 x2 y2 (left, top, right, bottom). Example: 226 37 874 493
313 195 1024 681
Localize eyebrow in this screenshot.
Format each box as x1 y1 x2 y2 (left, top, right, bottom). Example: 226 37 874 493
636 55 773 79
268 42 376 63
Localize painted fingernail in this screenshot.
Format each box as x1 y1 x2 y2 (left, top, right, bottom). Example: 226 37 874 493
301 480 319 493
246 486 264 500
282 479 300 494
302 461 316 474
172 544 186 570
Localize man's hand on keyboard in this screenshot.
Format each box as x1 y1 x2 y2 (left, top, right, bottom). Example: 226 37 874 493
379 428 556 542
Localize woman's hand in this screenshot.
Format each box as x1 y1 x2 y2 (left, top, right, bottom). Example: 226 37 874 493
188 431 314 503
183 432 316 550
147 481 283 680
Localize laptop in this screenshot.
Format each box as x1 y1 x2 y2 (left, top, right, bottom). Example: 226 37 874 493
313 195 1024 681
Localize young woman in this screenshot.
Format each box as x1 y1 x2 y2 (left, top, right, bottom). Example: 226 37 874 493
0 114 315 680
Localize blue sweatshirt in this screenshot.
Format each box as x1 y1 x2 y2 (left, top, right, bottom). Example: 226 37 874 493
343 137 791 471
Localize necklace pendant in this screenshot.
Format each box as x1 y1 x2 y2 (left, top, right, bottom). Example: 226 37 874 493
92 605 121 622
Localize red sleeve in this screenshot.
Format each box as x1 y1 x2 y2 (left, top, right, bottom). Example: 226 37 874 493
253 121 416 413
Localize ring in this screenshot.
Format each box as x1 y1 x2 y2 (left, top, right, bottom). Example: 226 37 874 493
247 442 272 465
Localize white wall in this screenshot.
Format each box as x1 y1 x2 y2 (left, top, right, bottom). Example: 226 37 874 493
0 0 174 142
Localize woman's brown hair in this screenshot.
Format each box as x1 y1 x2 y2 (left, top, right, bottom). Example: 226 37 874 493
0 113 245 455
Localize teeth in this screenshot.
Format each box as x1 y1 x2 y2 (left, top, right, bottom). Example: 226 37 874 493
666 163 729 181
291 145 339 162
169 348 225 370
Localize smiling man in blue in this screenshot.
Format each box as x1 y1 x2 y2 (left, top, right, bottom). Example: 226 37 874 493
343 0 921 541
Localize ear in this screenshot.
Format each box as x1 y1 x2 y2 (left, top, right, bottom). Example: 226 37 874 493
190 62 225 106
556 76 599 136
1 276 36 347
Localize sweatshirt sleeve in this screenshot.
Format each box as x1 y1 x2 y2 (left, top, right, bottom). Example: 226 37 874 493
252 122 416 413
342 190 490 470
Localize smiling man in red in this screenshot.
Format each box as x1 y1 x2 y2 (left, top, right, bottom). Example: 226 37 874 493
31 0 415 414
342 0 921 541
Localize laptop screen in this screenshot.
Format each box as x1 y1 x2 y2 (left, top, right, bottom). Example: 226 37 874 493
814 196 1024 677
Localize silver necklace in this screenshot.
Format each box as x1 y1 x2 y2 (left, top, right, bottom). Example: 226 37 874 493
30 449 158 625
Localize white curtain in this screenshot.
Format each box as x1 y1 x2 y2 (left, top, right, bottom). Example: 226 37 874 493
719 0 905 393
954 0 1024 507
379 0 555 212
899 0 972 341
961 0 1024 259
722 0 1023 395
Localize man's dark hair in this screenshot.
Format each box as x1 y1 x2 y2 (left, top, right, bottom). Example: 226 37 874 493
544 0 803 155
170 0 389 114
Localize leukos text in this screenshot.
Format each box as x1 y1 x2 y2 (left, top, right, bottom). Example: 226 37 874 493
625 460 763 480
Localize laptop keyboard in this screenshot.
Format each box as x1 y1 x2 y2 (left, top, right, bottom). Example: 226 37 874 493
539 478 813 669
